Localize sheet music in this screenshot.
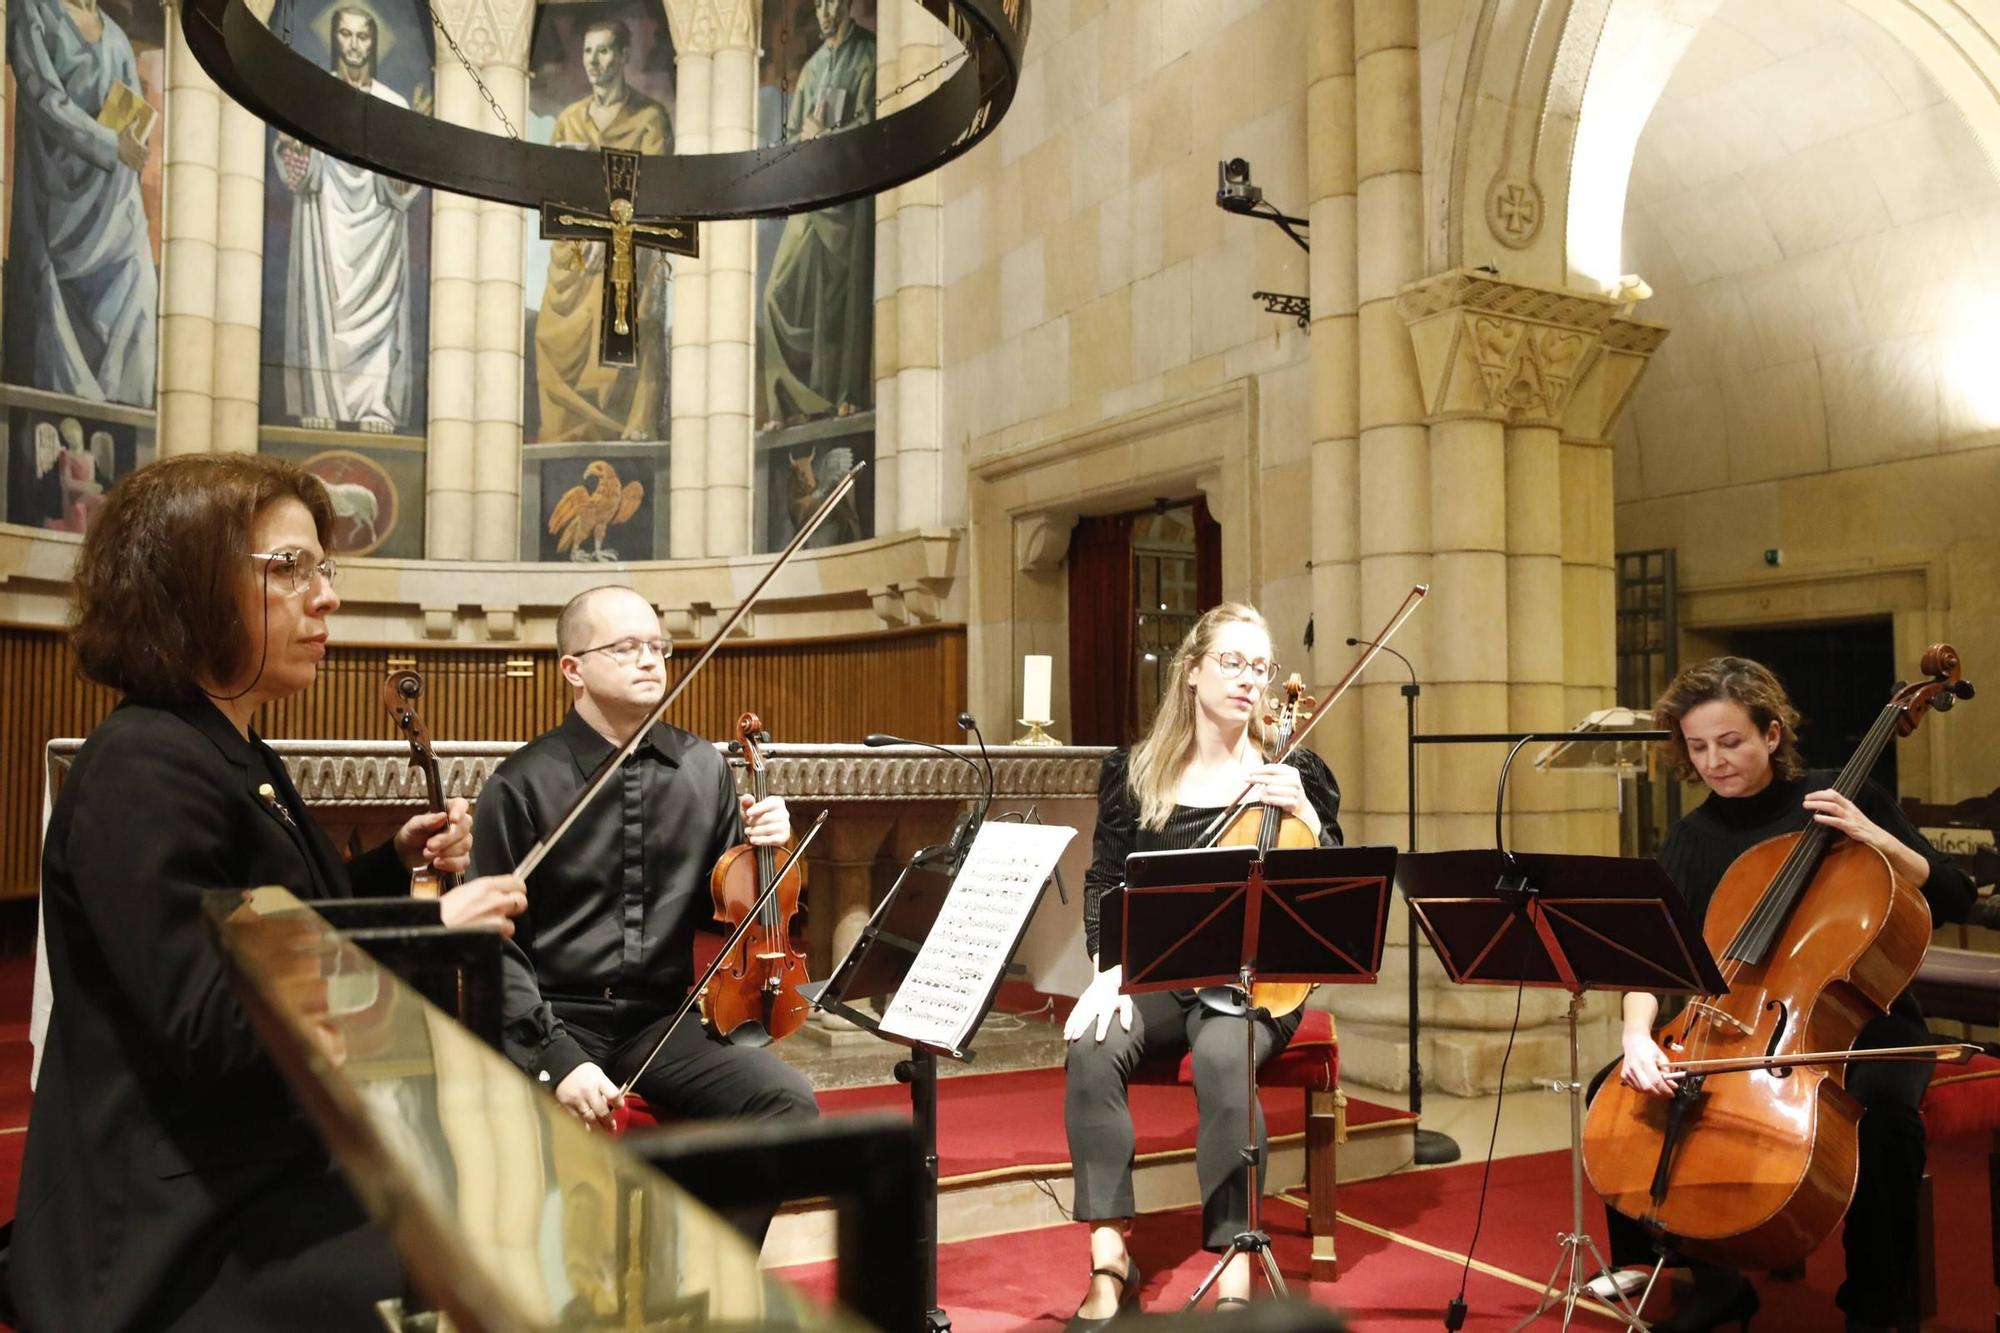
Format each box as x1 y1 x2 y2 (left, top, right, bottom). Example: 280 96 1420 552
878 821 1075 1053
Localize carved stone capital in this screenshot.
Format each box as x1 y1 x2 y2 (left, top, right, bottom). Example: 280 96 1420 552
1397 270 1622 426
430 0 534 67
1562 314 1672 444
664 0 758 56
1014 511 1078 573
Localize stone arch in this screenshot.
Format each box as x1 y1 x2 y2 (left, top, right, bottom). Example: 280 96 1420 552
1427 0 2000 292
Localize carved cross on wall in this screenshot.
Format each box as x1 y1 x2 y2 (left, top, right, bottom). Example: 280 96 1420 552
540 149 700 367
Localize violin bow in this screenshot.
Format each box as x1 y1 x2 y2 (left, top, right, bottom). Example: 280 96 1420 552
511 462 865 881
1196 583 1429 846
1667 1042 1981 1078
615 810 831 1102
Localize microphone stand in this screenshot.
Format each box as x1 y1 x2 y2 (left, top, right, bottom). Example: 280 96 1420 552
1346 636 1461 1166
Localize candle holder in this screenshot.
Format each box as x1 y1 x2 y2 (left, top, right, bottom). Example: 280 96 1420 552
1013 717 1061 746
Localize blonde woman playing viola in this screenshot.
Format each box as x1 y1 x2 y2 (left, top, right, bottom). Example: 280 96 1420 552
1062 604 1343 1326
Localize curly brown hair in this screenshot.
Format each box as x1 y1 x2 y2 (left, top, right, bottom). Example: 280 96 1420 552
70 454 333 706
1653 655 1804 783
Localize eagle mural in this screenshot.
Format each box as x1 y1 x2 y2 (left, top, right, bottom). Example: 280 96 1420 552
549 459 644 562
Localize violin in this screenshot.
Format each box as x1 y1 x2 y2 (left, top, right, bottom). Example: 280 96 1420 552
699 712 811 1046
1581 645 1978 1269
381 668 455 898
1200 674 1320 1018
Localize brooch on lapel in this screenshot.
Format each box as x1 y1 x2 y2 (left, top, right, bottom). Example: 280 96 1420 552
256 783 299 832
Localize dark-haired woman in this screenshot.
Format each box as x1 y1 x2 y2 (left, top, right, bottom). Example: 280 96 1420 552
1062 603 1342 1325
9 454 527 1331
1587 657 1972 1333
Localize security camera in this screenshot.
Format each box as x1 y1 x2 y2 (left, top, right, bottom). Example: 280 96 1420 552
1216 158 1262 212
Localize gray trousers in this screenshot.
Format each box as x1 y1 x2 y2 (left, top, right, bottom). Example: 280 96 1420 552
1064 989 1300 1250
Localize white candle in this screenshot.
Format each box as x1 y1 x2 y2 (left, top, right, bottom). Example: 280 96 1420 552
1023 655 1052 722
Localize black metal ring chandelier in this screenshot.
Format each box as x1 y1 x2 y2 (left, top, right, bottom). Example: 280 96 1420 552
178 0 1029 220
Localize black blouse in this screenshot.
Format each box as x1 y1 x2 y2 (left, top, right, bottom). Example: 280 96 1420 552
1658 769 1973 1017
1081 745 1344 963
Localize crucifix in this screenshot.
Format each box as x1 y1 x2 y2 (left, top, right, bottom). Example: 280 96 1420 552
540 148 700 367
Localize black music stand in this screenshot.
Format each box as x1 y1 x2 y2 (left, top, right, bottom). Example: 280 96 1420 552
1102 843 1398 1306
802 849 1053 1333
1398 849 1725 1332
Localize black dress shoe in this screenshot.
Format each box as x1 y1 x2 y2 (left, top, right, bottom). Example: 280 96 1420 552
1064 1257 1142 1332
1649 1269 1758 1333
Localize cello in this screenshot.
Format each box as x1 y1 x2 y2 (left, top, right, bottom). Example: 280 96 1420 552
1581 645 1978 1269
381 667 455 898
699 712 811 1046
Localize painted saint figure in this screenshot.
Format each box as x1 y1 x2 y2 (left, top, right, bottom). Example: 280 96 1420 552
759 0 875 428
4 0 158 407
274 6 422 433
534 20 672 443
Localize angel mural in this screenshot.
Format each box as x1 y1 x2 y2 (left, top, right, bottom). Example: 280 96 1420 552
549 460 645 562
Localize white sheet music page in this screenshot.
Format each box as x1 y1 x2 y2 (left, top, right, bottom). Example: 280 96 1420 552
878 820 1075 1052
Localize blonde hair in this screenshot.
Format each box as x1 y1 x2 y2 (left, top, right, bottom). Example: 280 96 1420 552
1127 602 1271 830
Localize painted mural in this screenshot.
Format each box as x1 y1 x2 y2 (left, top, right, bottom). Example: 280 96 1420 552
261 435 425 559
521 0 675 448
259 1 433 437
522 442 666 562
0 0 163 531
753 0 875 552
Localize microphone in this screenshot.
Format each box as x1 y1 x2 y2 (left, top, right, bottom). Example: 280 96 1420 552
1345 635 1417 682
864 730 987 871
957 711 997 830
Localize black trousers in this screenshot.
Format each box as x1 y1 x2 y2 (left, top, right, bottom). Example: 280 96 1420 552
1064 990 1300 1250
1587 1010 1934 1325
561 998 820 1243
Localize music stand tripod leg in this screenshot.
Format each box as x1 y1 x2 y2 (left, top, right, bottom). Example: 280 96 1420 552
1510 993 1650 1333
1183 967 1289 1308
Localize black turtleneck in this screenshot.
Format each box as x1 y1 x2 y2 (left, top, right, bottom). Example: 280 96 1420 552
1659 768 1973 1016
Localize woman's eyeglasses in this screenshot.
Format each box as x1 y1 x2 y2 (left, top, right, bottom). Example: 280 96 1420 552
250 549 339 596
1203 651 1278 682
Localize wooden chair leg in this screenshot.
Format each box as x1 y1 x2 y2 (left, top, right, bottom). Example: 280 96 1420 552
1988 1127 1999 1333
1306 1086 1342 1282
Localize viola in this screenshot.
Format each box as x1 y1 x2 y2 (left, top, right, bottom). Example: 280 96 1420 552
1201 673 1320 1018
1581 644 1977 1269
699 712 811 1046
381 668 455 898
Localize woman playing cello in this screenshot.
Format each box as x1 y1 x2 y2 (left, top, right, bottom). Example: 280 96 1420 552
1588 656 1973 1333
1061 603 1343 1326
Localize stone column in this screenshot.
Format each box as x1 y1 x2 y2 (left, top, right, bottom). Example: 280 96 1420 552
425 58 482 557
665 4 712 558
891 10 943 533
472 37 533 559
1561 316 1670 852
702 0 759 557
869 0 902 530
209 98 267 452
158 4 223 455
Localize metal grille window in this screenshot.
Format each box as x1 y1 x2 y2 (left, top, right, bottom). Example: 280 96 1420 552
1616 548 1679 856
1133 504 1200 734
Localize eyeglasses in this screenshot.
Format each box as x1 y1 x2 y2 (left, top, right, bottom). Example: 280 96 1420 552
1203 651 1279 682
574 637 673 666
250 549 339 596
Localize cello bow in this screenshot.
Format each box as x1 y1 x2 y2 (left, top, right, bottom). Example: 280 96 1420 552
511 462 865 881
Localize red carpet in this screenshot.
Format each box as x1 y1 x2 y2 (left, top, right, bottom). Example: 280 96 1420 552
774 1139 1997 1331
816 1065 1411 1183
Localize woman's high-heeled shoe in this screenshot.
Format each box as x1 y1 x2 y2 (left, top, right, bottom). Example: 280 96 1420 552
1649 1268 1758 1333
1063 1257 1142 1333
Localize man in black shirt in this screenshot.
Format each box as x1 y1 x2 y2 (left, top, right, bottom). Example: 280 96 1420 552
470 586 817 1156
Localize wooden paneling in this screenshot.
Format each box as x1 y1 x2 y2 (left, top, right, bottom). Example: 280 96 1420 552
1 623 967 900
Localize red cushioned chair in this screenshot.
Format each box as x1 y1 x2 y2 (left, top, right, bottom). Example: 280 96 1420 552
1911 945 2000 1333
1129 1006 1344 1281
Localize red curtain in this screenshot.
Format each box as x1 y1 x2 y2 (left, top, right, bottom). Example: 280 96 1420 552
1067 513 1135 746
1193 496 1222 611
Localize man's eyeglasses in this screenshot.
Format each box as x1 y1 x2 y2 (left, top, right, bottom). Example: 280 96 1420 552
250 549 339 597
574 637 674 666
1203 651 1279 682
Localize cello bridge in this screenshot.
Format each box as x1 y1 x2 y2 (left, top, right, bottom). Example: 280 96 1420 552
1684 1001 1753 1037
